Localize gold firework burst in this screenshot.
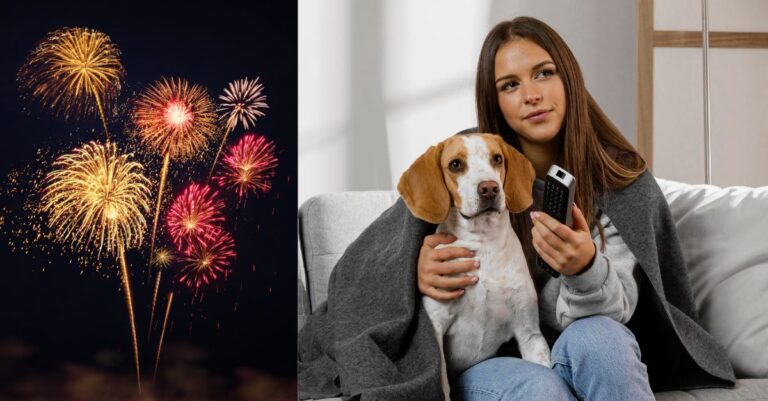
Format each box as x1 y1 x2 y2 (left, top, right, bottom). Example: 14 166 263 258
148 247 173 340
42 141 149 392
133 77 218 161
151 247 173 269
42 141 151 255
17 27 124 135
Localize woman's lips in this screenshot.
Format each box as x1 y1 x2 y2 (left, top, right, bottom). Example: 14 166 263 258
525 110 550 122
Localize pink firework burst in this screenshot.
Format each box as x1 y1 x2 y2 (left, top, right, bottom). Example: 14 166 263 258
176 229 236 289
166 183 225 254
214 133 278 202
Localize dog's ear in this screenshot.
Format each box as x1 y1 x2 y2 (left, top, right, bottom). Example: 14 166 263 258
492 135 535 213
397 142 450 224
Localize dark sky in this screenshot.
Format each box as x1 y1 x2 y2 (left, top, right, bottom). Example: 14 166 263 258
0 0 297 388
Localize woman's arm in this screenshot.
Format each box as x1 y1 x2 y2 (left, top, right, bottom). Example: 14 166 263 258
551 211 642 328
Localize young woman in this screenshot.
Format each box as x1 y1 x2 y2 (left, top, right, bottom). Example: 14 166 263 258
416 17 733 401
299 16 733 401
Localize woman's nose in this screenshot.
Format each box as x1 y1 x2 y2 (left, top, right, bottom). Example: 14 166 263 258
523 86 542 104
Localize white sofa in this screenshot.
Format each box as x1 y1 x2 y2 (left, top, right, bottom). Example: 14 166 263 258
298 178 768 400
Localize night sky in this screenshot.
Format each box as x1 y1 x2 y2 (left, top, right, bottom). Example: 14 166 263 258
0 2 297 399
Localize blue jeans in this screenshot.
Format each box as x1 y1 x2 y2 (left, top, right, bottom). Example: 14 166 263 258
452 315 654 401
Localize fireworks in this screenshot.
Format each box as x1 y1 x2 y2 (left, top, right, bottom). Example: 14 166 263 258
148 246 173 341
11 27 278 389
42 141 151 255
209 77 268 177
177 230 236 289
166 183 226 254
214 133 278 202
133 77 218 263
17 27 124 138
218 77 268 132
151 183 225 337
118 244 143 393
41 141 148 392
151 247 174 269
133 77 218 161
154 291 174 382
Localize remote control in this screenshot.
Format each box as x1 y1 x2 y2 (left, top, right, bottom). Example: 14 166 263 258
536 165 576 278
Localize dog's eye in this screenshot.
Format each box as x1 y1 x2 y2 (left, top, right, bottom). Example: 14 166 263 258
492 154 503 165
449 159 464 172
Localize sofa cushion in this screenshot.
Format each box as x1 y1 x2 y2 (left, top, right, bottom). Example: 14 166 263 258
657 178 768 378
298 180 768 380
298 184 768 398
298 191 400 313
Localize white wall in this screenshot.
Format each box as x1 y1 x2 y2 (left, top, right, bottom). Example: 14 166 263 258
653 0 768 187
298 0 637 205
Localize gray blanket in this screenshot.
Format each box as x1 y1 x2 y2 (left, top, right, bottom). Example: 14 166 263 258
298 170 735 400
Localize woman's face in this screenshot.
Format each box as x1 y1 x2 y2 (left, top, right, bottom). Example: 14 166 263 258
494 38 566 149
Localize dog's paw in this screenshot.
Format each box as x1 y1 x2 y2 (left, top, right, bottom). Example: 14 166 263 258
526 349 551 368
536 353 551 368
520 336 552 368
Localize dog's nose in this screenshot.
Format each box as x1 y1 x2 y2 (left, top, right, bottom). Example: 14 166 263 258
477 181 499 199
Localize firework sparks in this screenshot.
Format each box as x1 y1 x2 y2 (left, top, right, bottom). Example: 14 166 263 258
42 142 150 255
154 291 174 382
218 77 268 132
148 184 226 331
17 27 124 139
148 153 170 261
208 77 268 178
166 183 226 254
151 247 174 269
41 141 148 392
214 133 278 203
147 246 174 340
133 77 218 161
118 243 142 394
177 230 236 290
133 77 218 267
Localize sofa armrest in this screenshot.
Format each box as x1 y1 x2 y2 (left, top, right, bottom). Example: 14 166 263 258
298 191 400 311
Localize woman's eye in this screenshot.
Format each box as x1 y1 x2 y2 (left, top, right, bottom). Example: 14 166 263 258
500 81 518 91
449 159 463 172
536 69 555 79
492 154 503 165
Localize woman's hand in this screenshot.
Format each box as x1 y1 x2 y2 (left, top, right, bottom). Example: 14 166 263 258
418 233 479 301
531 203 596 276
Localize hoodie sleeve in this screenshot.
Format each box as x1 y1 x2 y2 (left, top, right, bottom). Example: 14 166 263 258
552 210 643 329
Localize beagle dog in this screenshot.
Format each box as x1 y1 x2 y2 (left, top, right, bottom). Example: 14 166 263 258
398 133 551 400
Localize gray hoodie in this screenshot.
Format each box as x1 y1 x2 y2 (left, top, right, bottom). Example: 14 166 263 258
529 178 644 336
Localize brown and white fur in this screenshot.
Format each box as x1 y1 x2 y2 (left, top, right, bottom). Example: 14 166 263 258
397 133 551 401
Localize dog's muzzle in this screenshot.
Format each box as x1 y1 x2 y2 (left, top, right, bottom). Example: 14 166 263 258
459 181 503 220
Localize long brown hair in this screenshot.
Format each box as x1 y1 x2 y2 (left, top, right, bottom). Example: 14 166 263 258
476 16 646 262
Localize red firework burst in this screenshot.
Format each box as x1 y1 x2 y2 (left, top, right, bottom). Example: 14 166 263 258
166 183 225 254
176 229 236 289
214 133 278 202
132 77 218 161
